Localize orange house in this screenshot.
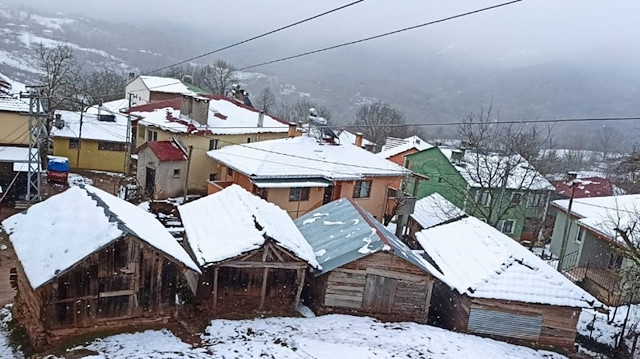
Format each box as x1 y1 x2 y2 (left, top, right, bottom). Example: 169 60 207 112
207 135 411 220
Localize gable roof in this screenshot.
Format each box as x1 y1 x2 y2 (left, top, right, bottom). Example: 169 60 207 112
0 95 30 114
411 193 466 229
378 136 433 159
2 185 200 289
551 177 615 198
143 140 188 161
51 110 128 143
137 75 205 96
295 198 442 278
435 148 554 191
552 194 640 243
128 94 288 135
208 136 410 181
178 184 319 268
416 216 601 308
336 129 374 147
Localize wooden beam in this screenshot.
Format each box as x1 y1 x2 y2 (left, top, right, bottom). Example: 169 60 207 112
212 268 219 311
293 268 306 309
219 262 307 269
259 267 269 310
98 290 135 298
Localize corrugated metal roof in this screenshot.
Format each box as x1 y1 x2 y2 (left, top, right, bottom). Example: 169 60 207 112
145 141 187 161
251 178 333 188
295 198 441 278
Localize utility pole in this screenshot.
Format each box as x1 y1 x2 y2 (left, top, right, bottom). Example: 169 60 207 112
557 172 578 272
21 86 46 202
124 93 133 174
183 145 193 199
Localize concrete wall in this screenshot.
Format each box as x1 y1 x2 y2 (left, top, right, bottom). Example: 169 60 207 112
136 123 288 193
0 111 29 145
549 211 582 259
125 78 150 106
339 177 399 221
52 137 126 173
137 147 187 199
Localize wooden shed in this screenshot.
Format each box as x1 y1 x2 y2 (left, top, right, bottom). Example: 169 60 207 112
2 185 201 350
406 193 466 247
178 184 319 315
295 198 441 323
416 215 603 354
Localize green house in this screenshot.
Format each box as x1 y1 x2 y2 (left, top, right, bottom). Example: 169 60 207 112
404 147 554 241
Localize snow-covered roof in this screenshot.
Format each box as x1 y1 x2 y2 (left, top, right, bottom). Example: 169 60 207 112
138 75 203 96
0 95 30 113
441 148 554 191
336 129 374 147
553 194 640 243
551 177 615 199
295 198 443 278
208 136 410 181
251 178 333 188
129 95 289 135
378 136 433 159
2 185 200 289
0 146 37 172
51 110 128 143
91 98 130 113
178 184 319 268
410 193 466 229
416 216 601 308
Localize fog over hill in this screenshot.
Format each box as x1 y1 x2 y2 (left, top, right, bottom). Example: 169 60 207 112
1 0 638 150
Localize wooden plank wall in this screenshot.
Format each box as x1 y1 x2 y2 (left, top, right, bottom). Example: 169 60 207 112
313 252 434 323
13 235 184 349
428 280 470 331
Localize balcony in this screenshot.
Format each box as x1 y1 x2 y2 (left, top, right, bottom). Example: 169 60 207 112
207 180 234 195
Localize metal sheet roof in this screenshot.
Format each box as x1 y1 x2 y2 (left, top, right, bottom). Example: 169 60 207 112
295 198 441 278
251 178 333 188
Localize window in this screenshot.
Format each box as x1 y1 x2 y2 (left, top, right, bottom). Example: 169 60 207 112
209 139 218 150
289 187 310 202
253 186 268 200
353 180 372 198
173 168 181 177
147 130 158 142
138 126 145 138
528 192 545 207
98 141 126 151
501 219 516 234
247 137 252 143
69 138 80 149
575 227 585 244
511 192 523 204
476 191 491 207
226 167 234 178
209 173 218 181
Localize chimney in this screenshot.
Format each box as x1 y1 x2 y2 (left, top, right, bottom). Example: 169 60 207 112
354 132 364 147
53 113 64 129
128 72 136 81
180 95 209 126
288 122 297 138
257 111 264 128
180 95 193 117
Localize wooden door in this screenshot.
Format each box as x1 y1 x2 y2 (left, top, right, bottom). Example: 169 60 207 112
362 273 397 313
97 240 136 320
145 167 155 196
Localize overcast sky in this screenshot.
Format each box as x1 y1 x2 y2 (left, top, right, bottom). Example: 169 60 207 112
5 0 640 70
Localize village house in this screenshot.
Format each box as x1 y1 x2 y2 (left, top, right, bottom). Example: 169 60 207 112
405 192 466 247
129 94 290 195
295 198 441 323
1 185 200 349
207 134 411 220
0 146 34 201
415 210 602 354
549 193 640 306
550 176 618 200
377 135 432 166
178 185 319 315
50 109 130 173
0 95 31 146
135 139 188 199
405 146 554 241
125 75 206 106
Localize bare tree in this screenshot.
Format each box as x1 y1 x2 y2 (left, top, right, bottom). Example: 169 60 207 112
35 43 83 113
201 60 237 95
274 99 332 124
79 69 128 106
255 87 276 114
595 125 622 162
351 101 408 145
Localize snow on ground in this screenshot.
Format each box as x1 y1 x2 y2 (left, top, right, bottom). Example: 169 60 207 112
67 173 93 187
0 313 568 358
579 304 640 349
0 306 23 359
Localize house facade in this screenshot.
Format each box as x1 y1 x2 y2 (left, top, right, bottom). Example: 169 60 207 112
135 139 188 199
377 135 433 166
405 146 554 241
51 109 130 173
549 194 639 305
0 95 30 146
207 135 411 220
2 185 200 350
129 95 290 194
125 75 205 106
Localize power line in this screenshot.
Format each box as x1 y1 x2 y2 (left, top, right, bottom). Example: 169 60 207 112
145 0 366 75
238 0 523 71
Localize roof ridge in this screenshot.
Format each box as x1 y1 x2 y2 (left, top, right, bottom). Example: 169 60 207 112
81 185 136 238
348 198 392 249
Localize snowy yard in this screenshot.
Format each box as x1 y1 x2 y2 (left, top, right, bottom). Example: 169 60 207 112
0 309 568 358
579 303 640 352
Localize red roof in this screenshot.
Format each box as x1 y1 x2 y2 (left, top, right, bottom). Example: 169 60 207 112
551 177 615 198
145 141 187 161
126 94 288 125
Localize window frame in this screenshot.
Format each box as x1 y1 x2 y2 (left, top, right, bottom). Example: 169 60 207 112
147 129 158 142
501 219 516 234
226 167 234 178
173 168 181 178
575 227 585 244
209 139 218 151
97 141 126 152
476 190 491 207
527 192 545 207
352 180 372 199
289 187 310 202
68 138 80 149
511 192 523 205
